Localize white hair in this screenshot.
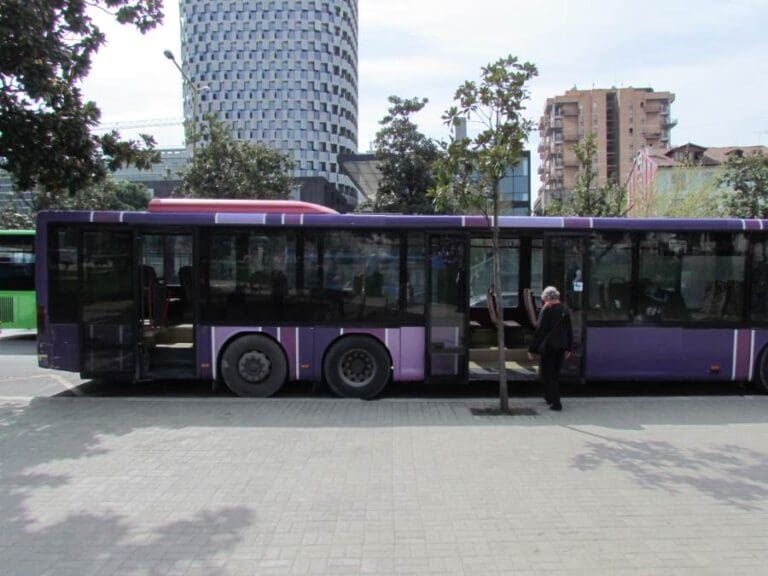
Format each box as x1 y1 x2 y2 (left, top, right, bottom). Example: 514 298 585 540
541 286 560 302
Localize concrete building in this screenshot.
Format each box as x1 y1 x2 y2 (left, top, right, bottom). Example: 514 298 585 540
179 0 359 211
627 143 768 216
537 87 675 210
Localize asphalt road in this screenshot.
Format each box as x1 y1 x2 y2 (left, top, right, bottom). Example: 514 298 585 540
0 330 752 400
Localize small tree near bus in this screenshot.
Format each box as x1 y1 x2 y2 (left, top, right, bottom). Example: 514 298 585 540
177 116 295 199
432 55 538 413
540 133 627 217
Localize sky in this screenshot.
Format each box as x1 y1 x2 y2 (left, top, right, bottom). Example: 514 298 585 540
83 0 768 181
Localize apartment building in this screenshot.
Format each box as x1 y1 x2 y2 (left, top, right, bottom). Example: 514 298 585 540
537 87 675 210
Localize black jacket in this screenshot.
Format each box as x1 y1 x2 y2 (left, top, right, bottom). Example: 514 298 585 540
529 302 573 353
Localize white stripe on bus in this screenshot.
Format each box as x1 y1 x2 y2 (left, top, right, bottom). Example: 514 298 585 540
731 329 738 381
749 330 756 382
211 328 216 380
295 327 300 378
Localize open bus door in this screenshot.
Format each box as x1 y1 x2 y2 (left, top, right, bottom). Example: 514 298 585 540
80 229 138 379
137 232 196 379
426 234 469 382
544 235 585 379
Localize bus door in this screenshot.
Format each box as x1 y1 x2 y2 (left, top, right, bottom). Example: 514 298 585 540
544 236 585 378
427 234 469 382
80 229 137 379
138 232 196 379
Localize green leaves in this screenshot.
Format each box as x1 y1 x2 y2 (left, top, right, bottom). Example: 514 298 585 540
364 96 439 214
0 1 164 197
542 133 627 217
719 151 768 218
178 116 295 200
432 55 538 215
0 179 152 228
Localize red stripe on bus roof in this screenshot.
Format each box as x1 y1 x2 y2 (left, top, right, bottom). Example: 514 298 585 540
147 198 338 215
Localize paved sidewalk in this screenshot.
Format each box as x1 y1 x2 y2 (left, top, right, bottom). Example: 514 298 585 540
0 395 766 575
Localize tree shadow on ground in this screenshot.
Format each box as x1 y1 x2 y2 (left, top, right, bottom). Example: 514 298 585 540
570 427 768 511
0 399 255 575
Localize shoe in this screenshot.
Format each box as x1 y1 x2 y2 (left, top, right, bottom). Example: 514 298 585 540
549 403 562 411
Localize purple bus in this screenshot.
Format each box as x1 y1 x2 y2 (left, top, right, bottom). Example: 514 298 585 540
36 200 768 397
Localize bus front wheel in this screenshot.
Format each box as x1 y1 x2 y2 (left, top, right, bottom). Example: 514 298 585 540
221 334 287 397
755 346 768 393
324 336 390 399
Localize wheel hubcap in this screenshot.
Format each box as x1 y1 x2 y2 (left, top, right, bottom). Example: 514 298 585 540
238 350 271 383
339 349 376 388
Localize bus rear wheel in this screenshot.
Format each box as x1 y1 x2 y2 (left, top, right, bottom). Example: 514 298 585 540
324 336 390 399
221 334 287 397
755 346 768 393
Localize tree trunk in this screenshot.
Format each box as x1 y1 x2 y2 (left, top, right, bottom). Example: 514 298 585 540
492 182 509 412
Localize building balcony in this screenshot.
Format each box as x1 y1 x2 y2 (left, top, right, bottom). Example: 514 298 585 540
662 117 678 128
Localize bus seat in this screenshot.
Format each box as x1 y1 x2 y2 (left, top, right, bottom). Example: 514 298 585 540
141 265 159 325
523 288 538 328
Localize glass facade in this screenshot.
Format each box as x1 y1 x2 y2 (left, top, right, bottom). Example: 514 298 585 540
498 151 531 215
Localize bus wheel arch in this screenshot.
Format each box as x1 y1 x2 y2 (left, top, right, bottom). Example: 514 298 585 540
220 333 288 397
323 335 392 399
754 345 768 393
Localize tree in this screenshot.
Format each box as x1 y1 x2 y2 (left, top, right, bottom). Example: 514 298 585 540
177 117 295 199
631 162 723 218
718 151 768 218
0 179 152 228
0 1 162 196
432 55 538 412
542 133 626 216
361 96 440 214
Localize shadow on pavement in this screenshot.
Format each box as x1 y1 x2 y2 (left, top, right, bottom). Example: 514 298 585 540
0 397 255 575
570 426 768 511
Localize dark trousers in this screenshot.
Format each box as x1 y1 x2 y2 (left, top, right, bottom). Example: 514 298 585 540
540 347 566 405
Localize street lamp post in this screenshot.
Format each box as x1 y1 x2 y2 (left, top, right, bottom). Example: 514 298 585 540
164 49 206 157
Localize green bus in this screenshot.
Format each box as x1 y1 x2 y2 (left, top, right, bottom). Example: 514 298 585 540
0 230 36 330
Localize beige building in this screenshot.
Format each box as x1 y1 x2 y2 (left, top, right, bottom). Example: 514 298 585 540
537 87 675 210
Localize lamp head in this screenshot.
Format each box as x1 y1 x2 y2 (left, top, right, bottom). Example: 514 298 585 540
163 49 175 60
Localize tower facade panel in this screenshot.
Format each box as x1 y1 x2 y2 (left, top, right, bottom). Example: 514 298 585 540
180 0 359 206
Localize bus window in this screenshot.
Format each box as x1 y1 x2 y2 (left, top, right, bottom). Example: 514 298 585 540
305 231 401 323
589 232 632 321
639 232 746 323
201 230 298 323
48 227 79 323
751 240 768 323
405 233 426 321
469 238 519 309
0 234 34 292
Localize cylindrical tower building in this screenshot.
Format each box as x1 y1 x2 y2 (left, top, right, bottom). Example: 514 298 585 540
179 0 359 209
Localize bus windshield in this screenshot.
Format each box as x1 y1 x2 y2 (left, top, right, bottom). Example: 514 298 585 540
0 233 35 291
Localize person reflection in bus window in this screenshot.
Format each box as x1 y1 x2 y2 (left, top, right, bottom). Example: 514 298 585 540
271 254 288 308
644 273 668 319
325 258 345 315
365 257 383 297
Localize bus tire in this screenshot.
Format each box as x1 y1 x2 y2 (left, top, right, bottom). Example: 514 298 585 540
323 336 390 399
754 346 768 393
220 334 287 398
